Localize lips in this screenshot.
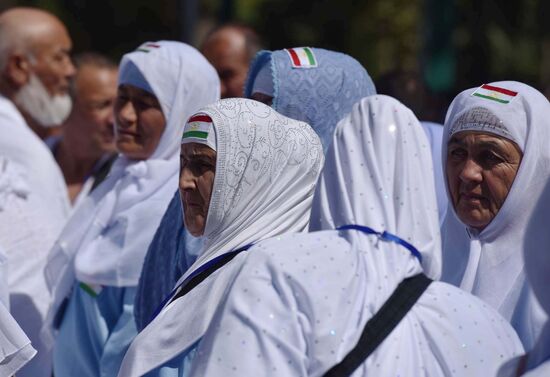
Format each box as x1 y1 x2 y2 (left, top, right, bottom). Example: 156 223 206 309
116 129 139 137
182 192 202 209
459 192 487 204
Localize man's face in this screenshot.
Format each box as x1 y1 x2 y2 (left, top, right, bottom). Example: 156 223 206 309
114 84 166 160
179 143 216 236
202 30 249 98
446 131 522 230
67 65 118 155
29 21 75 97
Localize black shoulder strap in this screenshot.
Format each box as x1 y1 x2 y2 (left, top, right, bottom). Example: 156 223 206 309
170 249 245 303
323 273 432 377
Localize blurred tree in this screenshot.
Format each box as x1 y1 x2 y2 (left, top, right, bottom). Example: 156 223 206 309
1 0 548 96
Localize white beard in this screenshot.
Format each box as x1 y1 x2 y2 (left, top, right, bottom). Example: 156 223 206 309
14 74 72 128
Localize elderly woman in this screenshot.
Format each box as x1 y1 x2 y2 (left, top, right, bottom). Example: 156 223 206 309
441 81 550 349
42 41 220 376
134 47 376 331
186 95 523 377
117 98 324 376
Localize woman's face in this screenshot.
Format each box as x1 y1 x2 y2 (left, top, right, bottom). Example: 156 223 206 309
446 131 523 231
179 142 217 236
114 84 166 160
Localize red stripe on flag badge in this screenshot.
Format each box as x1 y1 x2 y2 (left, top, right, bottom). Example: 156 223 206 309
481 84 518 97
187 114 213 123
144 43 161 48
287 48 301 66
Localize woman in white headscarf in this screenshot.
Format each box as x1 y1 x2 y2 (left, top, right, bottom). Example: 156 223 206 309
497 178 550 375
441 81 550 350
117 98 324 377
186 95 523 377
43 41 220 377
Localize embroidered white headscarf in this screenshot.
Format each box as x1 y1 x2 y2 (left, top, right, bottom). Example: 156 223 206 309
117 98 324 376
42 41 220 346
441 81 550 349
187 95 522 377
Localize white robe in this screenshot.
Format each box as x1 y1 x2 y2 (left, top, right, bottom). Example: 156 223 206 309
0 246 36 376
0 94 70 377
188 95 524 377
497 145 550 375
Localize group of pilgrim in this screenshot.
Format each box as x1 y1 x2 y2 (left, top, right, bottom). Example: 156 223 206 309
2 36 550 377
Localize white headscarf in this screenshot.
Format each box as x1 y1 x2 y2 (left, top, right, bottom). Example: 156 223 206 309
497 176 550 376
310 95 441 278
42 41 220 346
188 95 522 377
441 81 550 349
117 98 324 376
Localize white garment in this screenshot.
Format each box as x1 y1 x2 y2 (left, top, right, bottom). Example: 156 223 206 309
440 81 549 349
0 94 69 377
43 41 220 346
188 95 524 377
0 246 36 376
420 121 448 224
117 98 324 376
497 156 550 375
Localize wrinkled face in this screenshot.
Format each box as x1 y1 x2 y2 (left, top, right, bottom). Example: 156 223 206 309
114 84 166 160
202 31 249 98
68 65 118 155
29 22 75 97
446 131 522 230
179 143 216 236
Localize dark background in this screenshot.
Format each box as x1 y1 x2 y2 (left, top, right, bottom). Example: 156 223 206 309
3 0 549 120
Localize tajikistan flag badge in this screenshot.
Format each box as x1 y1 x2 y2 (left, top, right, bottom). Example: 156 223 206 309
286 47 318 69
472 84 518 104
136 42 161 53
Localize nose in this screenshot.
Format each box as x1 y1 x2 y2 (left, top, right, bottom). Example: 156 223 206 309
179 165 196 193
459 158 483 185
64 56 76 79
106 106 115 128
116 101 137 128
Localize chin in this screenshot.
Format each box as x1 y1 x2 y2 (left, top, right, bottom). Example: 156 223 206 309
458 212 490 230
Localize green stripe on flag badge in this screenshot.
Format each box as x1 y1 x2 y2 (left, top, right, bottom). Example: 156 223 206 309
136 42 161 53
286 47 318 68
182 114 213 141
472 84 518 104
79 282 103 298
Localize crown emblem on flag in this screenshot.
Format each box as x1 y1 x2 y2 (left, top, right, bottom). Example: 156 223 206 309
471 84 518 104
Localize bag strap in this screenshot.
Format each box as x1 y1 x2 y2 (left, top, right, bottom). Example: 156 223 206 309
323 273 432 377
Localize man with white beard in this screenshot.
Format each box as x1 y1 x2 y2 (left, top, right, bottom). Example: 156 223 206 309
0 7 74 377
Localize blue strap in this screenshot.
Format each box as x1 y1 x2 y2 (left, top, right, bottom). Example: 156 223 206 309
150 243 254 321
337 224 422 263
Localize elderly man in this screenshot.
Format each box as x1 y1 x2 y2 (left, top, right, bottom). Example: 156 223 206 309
49 52 118 206
0 7 74 377
201 24 261 98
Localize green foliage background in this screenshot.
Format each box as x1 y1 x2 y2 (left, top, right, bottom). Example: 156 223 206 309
3 0 550 97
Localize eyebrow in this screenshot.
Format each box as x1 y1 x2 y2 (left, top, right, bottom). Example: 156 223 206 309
448 137 505 150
